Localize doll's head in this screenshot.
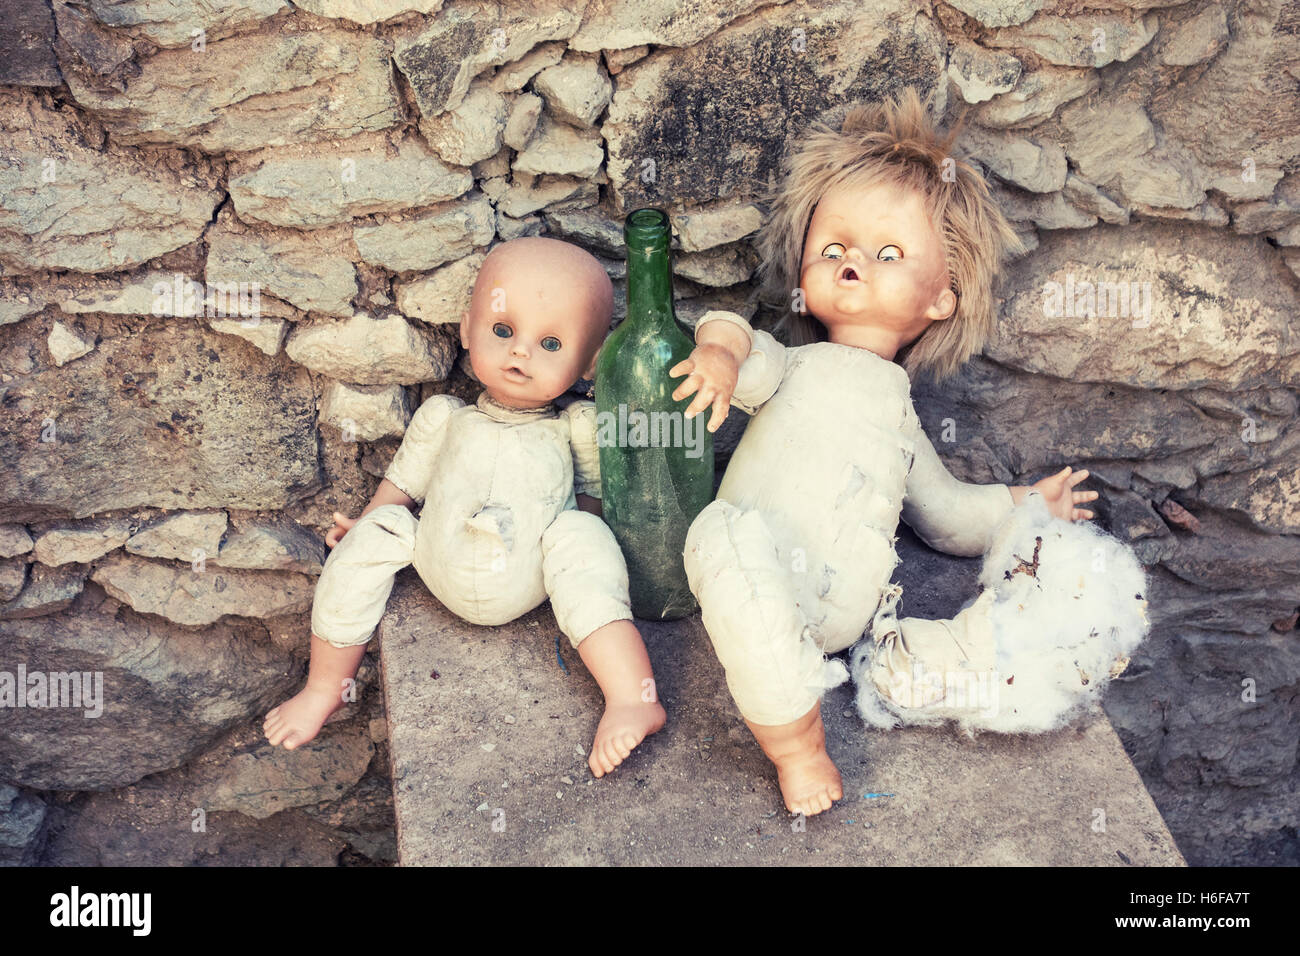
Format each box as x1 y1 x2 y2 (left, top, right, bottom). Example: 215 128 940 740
459 237 613 408
756 88 1021 382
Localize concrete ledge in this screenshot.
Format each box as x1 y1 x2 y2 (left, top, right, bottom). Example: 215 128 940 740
380 543 1184 865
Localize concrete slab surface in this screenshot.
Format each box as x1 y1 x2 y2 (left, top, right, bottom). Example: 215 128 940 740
380 526 1183 866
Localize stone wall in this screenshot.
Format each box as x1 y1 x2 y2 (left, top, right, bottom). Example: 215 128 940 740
0 0 1296 865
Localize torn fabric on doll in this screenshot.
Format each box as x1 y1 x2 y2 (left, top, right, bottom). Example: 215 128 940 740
850 489 1151 734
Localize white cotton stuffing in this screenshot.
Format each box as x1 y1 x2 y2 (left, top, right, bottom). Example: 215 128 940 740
851 491 1151 734
975 490 1149 732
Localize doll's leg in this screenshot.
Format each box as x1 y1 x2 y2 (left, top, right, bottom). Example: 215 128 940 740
684 499 847 816
849 585 999 730
850 491 1151 733
265 505 418 749
541 509 665 778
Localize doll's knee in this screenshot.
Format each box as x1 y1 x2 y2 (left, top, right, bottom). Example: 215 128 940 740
683 499 778 583
542 511 628 602
541 508 622 570
684 498 741 553
338 504 418 555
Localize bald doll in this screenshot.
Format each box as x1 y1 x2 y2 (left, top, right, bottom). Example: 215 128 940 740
265 238 666 778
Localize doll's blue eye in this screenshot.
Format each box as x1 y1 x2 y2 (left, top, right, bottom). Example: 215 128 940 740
878 245 903 261
822 243 845 259
492 322 511 338
540 336 561 352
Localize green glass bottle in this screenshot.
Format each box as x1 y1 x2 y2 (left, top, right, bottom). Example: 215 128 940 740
596 208 713 621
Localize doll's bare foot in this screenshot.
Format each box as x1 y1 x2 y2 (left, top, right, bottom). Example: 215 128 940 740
746 705 843 816
588 699 667 778
264 635 366 750
577 619 667 777
264 684 344 750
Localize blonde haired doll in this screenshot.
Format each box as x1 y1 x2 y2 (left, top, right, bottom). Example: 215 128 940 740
671 90 1149 817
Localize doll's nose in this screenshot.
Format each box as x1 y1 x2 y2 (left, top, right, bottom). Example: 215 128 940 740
510 341 529 358
839 248 869 278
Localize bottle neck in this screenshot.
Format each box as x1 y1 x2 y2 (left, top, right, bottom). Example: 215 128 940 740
625 241 676 335
623 208 676 335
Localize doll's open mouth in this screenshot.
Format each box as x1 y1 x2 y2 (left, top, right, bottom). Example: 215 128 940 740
502 366 530 380
837 264 862 283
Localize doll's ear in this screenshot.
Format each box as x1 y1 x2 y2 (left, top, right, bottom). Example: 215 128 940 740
459 310 471 349
929 287 958 322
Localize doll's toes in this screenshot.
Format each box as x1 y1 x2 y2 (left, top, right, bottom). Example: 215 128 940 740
604 739 626 770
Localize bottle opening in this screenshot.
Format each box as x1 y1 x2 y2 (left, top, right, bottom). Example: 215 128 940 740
625 208 670 252
628 209 667 229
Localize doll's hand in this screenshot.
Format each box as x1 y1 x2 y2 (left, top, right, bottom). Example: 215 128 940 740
669 343 739 433
325 511 357 548
1030 467 1099 522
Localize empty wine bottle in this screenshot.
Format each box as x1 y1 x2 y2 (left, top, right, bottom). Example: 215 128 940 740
595 208 712 620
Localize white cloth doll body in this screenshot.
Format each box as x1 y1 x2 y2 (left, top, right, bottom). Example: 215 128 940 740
312 390 631 650
684 311 1149 731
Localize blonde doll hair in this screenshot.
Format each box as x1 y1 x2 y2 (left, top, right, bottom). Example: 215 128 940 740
755 88 1022 383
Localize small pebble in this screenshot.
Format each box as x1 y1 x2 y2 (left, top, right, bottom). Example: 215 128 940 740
481 742 496 752
555 790 563 799
573 745 585 758
504 715 516 724
561 775 574 786
475 802 489 812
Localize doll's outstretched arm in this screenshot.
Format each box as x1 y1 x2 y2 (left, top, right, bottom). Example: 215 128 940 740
670 310 786 427
901 419 1015 557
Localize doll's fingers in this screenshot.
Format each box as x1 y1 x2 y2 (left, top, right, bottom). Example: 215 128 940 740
1075 509 1095 521
1067 468 1090 487
706 393 730 433
668 358 693 379
671 372 700 402
682 386 714 420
